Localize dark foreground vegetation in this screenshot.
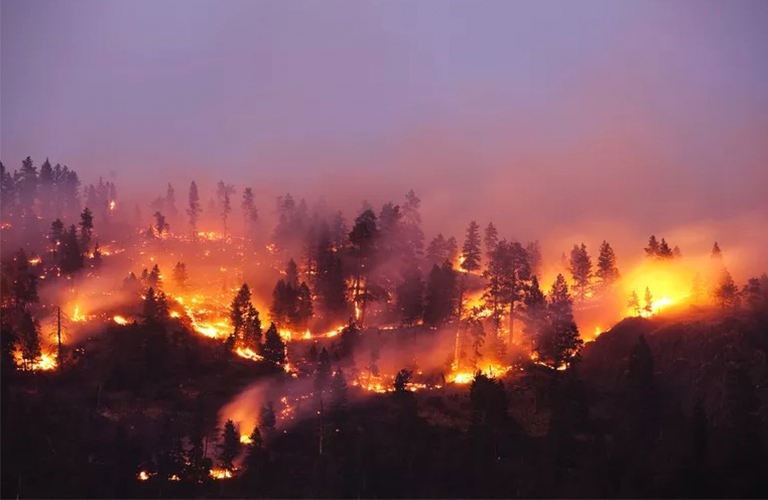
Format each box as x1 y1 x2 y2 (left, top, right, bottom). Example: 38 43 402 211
3 304 768 499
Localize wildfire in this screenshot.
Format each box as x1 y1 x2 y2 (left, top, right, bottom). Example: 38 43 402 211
209 468 234 480
447 363 511 384
138 471 151 481
113 315 129 325
109 200 116 211
235 346 263 361
240 434 253 445
28 256 42 265
72 305 85 322
638 296 674 318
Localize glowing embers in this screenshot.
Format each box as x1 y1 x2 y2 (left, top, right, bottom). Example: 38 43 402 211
447 363 512 385
209 468 235 480
14 351 58 371
113 315 129 325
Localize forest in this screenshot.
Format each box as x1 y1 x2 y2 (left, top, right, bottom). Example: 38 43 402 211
2 156 768 498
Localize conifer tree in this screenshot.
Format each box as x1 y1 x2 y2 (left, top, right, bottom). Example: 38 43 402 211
461 221 482 273
595 240 620 288
263 323 286 366
217 420 241 472
172 262 188 290
568 243 592 302
533 274 582 369
79 207 94 250
396 264 424 326
644 287 653 315
645 235 660 259
484 222 498 258
18 310 41 371
714 270 738 309
187 181 201 239
628 291 641 316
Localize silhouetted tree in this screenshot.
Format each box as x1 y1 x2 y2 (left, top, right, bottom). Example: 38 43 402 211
534 274 582 369
568 243 592 302
484 222 498 258
18 310 41 371
714 270 738 309
644 287 653 315
153 211 168 236
423 263 457 327
396 264 424 325
595 240 620 289
217 420 241 472
172 262 187 290
79 207 94 250
262 323 286 366
187 181 201 239
461 221 482 273
645 235 660 258
628 291 641 316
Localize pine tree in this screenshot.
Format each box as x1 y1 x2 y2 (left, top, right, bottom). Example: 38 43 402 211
714 270 738 309
18 310 41 371
243 303 262 350
595 240 620 288
396 264 424 326
18 157 37 217
645 235 660 259
60 225 84 274
426 234 448 265
143 287 158 321
217 420 241 472
423 263 457 327
461 221 482 273
658 238 673 259
568 243 592 302
526 240 543 278
483 222 498 258
259 401 276 438
533 274 582 369
153 211 169 236
241 187 257 237
644 287 653 315
217 181 235 237
187 181 201 239
263 323 286 366
230 284 253 346
628 291 641 316
711 242 722 260
79 207 94 251
172 262 188 290
522 275 547 349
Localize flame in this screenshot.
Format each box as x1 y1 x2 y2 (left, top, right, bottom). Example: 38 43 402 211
28 256 42 265
113 315 129 325
210 468 234 480
109 200 116 211
138 471 150 481
72 305 85 322
447 362 511 384
235 346 263 361
240 434 253 445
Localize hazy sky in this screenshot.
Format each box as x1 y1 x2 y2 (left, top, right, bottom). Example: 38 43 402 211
2 0 767 260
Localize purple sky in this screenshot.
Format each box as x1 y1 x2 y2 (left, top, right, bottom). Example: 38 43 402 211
2 0 767 264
